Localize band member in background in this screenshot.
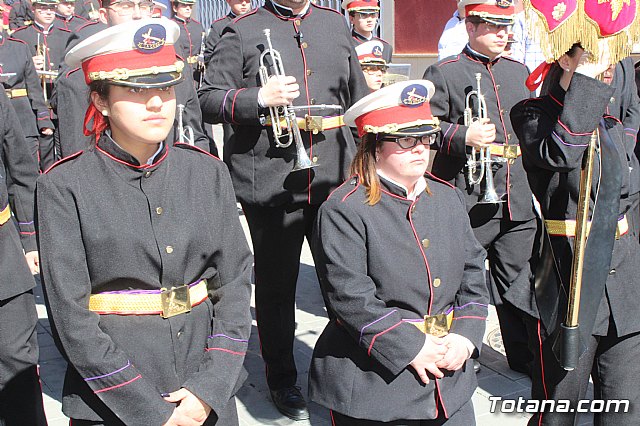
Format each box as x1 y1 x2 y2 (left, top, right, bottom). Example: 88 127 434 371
0 89 46 426
202 0 250 65
11 0 69 169
37 18 252 425
8 0 33 30
170 0 202 81
0 25 53 170
342 0 392 63
511 43 640 426
54 0 88 31
355 39 387 92
423 0 536 376
73 0 99 20
201 0 250 156
53 0 209 160
310 80 488 425
199 0 368 420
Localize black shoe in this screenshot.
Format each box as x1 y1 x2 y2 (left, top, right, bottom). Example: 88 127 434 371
473 359 481 373
270 386 310 421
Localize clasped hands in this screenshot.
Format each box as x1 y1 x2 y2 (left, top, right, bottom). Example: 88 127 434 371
409 333 472 385
162 388 212 426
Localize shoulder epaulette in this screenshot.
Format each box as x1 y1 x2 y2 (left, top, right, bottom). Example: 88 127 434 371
7 36 27 45
327 174 360 201
312 3 343 15
75 20 98 32
174 142 221 161
44 150 83 174
425 172 454 189
65 67 80 78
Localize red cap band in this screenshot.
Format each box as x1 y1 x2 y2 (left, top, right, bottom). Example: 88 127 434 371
355 102 434 137
466 4 515 18
81 45 177 85
346 0 379 10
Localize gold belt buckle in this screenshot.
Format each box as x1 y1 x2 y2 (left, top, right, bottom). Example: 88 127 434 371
160 285 192 318
305 115 323 134
503 145 519 164
424 313 450 337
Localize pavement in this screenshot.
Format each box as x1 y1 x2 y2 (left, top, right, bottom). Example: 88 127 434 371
33 126 595 425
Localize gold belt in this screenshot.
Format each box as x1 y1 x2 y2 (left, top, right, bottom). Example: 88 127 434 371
186 55 199 64
408 311 454 337
5 88 27 99
0 204 10 226
545 215 629 239
265 115 345 134
88 280 208 318
488 144 521 158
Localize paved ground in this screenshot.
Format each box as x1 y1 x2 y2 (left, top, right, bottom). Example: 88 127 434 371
33 126 595 425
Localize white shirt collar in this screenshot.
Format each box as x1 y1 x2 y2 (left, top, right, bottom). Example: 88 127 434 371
106 130 164 165
376 170 427 201
271 0 310 17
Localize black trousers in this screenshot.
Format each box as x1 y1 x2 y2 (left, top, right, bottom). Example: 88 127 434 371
0 290 47 426
330 399 475 426
473 216 537 374
241 202 319 390
526 317 640 426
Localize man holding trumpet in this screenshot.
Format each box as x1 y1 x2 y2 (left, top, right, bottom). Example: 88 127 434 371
199 0 368 420
423 0 536 377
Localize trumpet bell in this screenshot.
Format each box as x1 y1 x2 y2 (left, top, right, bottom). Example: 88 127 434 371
478 187 505 204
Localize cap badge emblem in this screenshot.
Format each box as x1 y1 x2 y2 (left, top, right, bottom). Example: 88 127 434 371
372 45 383 57
401 84 427 108
497 0 513 8
134 24 166 54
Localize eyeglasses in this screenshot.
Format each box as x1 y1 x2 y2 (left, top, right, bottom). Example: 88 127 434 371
109 0 154 15
361 65 388 74
381 134 438 150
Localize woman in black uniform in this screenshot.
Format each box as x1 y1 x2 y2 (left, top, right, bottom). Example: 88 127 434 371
511 44 640 425
36 18 252 426
309 80 489 425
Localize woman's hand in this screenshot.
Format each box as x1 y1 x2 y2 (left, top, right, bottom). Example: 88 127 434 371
436 333 472 372
162 388 211 426
409 335 447 384
24 251 40 275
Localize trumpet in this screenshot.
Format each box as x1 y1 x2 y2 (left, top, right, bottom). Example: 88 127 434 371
259 28 337 172
463 73 505 204
177 104 195 145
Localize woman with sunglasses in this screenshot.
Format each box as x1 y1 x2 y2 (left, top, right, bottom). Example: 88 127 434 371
36 19 252 425
309 80 489 425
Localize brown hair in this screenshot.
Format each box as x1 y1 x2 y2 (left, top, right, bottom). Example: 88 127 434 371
349 133 382 205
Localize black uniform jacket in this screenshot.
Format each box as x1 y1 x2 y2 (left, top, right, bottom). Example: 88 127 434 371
73 0 101 22
0 35 53 136
203 13 233 65
8 0 33 30
310 174 489 421
53 60 210 158
11 22 71 76
511 73 640 337
36 135 253 424
0 90 39 301
423 46 535 223
172 16 204 61
351 29 393 63
199 1 369 206
54 13 89 32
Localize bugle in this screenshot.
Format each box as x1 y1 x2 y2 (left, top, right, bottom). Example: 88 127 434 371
463 73 505 204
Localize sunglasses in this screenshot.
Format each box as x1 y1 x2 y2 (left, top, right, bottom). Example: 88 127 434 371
381 134 438 150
